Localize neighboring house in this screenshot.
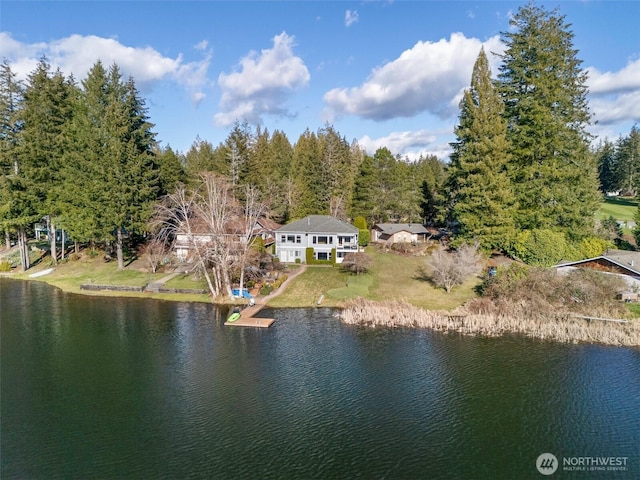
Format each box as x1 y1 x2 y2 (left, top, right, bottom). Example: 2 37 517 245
371 223 430 244
275 215 359 264
253 217 281 249
174 216 277 261
553 249 640 291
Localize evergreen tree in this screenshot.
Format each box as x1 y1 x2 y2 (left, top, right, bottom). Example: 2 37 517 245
448 48 516 250
0 60 24 250
498 3 600 236
318 124 355 220
20 58 74 265
154 145 186 196
351 154 378 223
594 139 618 194
184 136 220 175
102 70 159 268
420 179 439 227
59 61 108 248
224 120 254 186
615 126 640 196
290 129 321 218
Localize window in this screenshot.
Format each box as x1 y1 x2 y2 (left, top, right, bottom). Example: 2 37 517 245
314 235 330 245
281 235 301 244
316 251 329 261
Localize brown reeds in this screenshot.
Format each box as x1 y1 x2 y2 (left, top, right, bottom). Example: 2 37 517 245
336 298 640 347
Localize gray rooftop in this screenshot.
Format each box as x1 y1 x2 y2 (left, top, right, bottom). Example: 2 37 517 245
556 249 640 276
277 215 359 234
373 223 429 235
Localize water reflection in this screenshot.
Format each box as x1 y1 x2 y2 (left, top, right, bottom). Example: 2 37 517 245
2 278 639 479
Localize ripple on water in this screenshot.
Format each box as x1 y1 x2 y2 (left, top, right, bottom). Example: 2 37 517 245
2 284 639 479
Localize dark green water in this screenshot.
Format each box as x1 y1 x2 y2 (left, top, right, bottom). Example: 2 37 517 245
1 278 639 479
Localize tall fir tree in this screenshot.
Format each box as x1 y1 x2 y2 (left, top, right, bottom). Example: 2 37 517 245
290 129 321 218
498 3 600 237
595 139 618 194
0 60 25 255
59 61 108 248
351 154 378 223
103 70 159 268
615 126 640 196
448 48 516 250
20 58 74 266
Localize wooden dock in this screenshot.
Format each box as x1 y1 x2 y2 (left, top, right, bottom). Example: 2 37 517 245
224 303 274 328
223 264 308 328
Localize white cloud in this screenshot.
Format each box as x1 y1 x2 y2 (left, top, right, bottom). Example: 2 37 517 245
586 59 640 129
323 33 504 122
587 59 640 96
590 90 640 127
194 40 209 51
214 32 310 127
345 10 359 27
358 129 451 160
0 32 211 105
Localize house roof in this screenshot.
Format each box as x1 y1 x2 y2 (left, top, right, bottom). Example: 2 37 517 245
554 249 640 276
373 223 429 235
277 215 359 234
256 217 281 231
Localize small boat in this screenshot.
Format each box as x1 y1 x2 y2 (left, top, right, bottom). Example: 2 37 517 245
227 312 241 323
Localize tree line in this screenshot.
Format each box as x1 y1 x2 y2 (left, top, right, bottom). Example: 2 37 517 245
1 3 638 276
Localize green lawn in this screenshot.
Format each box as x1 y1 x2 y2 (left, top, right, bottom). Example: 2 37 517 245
268 247 480 311
9 243 480 311
13 255 166 293
598 197 638 221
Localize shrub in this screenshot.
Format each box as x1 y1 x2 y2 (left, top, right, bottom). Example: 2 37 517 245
0 261 11 272
273 274 288 289
481 264 628 318
578 236 608 259
353 216 367 230
508 229 568 266
358 229 370 246
260 284 274 295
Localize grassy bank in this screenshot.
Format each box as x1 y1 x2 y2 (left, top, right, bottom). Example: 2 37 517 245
7 254 212 303
267 247 479 310
598 196 638 221
5 245 479 311
338 298 640 347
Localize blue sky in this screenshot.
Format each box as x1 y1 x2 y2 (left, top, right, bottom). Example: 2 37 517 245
1 1 639 159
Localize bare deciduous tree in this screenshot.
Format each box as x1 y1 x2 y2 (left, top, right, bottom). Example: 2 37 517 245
342 252 372 275
232 184 266 296
151 173 267 301
426 242 483 293
142 235 170 273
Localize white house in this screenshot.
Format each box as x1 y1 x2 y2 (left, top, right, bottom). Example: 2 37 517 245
275 215 359 264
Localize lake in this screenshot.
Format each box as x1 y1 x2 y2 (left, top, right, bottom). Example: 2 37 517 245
1 278 639 479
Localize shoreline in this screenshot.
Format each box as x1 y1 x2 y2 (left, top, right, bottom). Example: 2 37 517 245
5 271 639 347
337 298 640 347
0 264 309 307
